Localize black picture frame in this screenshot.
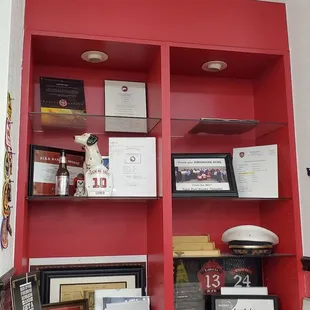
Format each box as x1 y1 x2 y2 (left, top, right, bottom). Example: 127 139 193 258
42 299 89 309
171 153 238 197
11 272 41 310
211 295 278 310
40 76 86 112
39 265 146 304
174 257 262 295
28 144 85 196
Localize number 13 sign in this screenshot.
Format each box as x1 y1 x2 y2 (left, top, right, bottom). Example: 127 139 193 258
84 164 113 197
197 261 226 294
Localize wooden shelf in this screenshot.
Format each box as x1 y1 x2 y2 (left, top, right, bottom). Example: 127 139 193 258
29 112 161 135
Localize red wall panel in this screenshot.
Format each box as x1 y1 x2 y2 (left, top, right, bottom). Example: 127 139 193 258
25 0 288 51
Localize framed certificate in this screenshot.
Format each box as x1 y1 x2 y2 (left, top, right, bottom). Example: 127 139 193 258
28 145 84 196
38 265 146 305
171 153 238 197
104 80 147 133
211 295 278 310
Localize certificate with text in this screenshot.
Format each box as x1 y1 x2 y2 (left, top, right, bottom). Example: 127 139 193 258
233 144 278 198
109 137 156 197
104 80 147 133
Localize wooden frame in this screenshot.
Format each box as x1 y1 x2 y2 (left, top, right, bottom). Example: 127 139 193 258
42 299 89 310
39 265 146 304
171 153 238 197
28 144 84 196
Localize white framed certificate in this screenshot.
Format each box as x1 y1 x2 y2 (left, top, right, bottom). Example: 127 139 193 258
212 295 278 310
104 80 147 133
94 288 142 310
233 144 278 198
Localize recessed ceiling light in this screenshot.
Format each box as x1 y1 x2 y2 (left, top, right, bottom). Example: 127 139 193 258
201 60 227 72
81 51 108 63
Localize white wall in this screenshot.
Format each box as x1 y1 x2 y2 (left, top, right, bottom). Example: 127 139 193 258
258 0 310 257
285 0 310 256
0 0 25 276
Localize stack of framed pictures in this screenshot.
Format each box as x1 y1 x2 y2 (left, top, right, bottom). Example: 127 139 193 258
29 264 146 310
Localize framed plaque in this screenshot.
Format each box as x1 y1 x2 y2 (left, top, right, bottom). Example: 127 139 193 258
28 145 84 196
174 257 262 295
12 273 41 310
104 80 147 133
38 265 146 306
42 299 89 310
211 295 278 310
171 153 238 197
40 77 86 114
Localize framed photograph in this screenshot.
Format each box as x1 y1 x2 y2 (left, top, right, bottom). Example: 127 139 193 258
28 145 84 196
211 295 278 310
39 265 146 307
42 299 89 310
171 153 238 197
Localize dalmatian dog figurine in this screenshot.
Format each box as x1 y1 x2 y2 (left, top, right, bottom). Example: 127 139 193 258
74 133 104 174
74 133 113 197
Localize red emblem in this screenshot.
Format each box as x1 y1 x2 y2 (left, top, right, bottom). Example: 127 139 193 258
121 86 128 92
197 260 226 294
59 99 68 107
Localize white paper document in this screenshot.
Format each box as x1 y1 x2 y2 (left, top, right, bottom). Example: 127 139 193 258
109 137 157 197
94 288 142 310
221 286 268 295
215 298 275 310
233 145 278 198
303 298 310 310
103 297 150 310
107 300 149 310
104 80 147 133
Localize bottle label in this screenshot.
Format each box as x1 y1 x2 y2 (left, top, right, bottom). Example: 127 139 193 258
59 156 66 164
55 176 69 195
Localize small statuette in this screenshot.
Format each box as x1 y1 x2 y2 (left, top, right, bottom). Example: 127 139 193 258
74 173 86 197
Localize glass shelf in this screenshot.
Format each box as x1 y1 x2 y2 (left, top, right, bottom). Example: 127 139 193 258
172 195 291 201
29 112 161 135
171 118 287 139
173 253 295 259
27 195 160 203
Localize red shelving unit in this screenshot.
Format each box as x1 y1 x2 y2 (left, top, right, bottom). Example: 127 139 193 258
15 1 303 309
